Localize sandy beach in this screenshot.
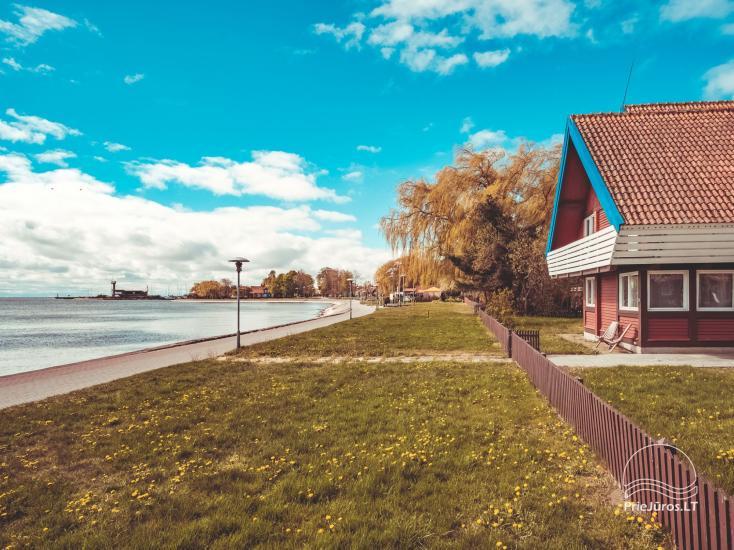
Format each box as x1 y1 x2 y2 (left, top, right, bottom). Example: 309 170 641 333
0 300 374 409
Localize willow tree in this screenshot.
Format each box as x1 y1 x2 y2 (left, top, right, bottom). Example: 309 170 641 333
380 144 562 310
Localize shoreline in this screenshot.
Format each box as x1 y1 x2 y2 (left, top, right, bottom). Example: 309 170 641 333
0 300 373 409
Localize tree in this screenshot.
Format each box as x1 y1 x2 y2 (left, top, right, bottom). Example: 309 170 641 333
317 267 354 297
190 280 223 299
380 143 571 314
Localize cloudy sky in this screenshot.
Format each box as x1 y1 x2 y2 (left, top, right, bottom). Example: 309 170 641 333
1 1 733 295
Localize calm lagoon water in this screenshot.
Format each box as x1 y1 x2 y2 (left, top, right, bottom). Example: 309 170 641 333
0 298 329 376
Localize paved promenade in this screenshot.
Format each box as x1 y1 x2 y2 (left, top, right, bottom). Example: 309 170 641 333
0 301 374 409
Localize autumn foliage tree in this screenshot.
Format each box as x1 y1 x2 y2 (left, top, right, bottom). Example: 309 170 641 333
380 144 575 314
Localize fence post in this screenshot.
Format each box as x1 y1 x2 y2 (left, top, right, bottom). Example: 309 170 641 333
507 329 513 358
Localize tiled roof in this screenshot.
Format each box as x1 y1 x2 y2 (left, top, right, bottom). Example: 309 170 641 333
571 101 734 225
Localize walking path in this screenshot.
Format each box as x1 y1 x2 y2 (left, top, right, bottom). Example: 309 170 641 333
550 352 734 368
0 301 374 409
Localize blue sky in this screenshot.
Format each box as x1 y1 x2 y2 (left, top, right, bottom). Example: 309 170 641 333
1 0 734 295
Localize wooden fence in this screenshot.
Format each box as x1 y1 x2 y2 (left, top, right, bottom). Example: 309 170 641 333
465 298 734 550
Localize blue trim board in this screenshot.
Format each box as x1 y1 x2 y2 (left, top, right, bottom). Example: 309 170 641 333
545 118 624 255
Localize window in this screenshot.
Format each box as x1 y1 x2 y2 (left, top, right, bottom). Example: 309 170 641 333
697 270 734 311
648 270 689 311
583 213 595 237
585 277 596 307
619 272 639 311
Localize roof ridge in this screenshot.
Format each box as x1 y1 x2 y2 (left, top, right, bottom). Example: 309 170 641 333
571 101 734 121
624 100 734 114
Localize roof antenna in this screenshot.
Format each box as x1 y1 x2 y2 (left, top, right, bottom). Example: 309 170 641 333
620 57 635 113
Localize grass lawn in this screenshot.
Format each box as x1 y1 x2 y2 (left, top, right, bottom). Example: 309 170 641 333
242 302 501 357
573 366 734 496
512 316 592 355
0 304 665 548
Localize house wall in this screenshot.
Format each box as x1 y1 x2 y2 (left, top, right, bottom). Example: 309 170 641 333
550 143 590 250
550 141 612 252
633 264 734 350
599 272 619 337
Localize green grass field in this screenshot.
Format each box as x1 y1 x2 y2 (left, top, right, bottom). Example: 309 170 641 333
0 303 665 548
242 302 501 357
574 366 734 496
512 315 592 355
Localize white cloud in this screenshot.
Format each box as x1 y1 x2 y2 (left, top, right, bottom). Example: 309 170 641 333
128 151 349 203
124 73 145 85
342 170 364 182
467 128 509 149
104 141 131 152
435 53 468 74
0 5 76 46
0 154 388 294
2 57 54 74
2 57 21 71
703 59 734 98
660 0 734 21
469 0 576 39
460 116 474 133
34 149 76 167
722 22 734 33
312 209 357 222
0 108 81 144
314 0 574 75
473 48 511 68
313 21 365 49
357 144 382 153
621 15 639 34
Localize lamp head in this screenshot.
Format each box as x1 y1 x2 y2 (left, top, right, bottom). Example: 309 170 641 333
228 257 250 272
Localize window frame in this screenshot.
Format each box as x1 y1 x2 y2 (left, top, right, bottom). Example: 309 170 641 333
583 212 596 237
584 277 596 308
618 271 640 312
647 270 689 312
696 269 734 312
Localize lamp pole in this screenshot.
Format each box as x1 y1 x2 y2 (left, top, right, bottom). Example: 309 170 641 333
228 257 250 349
347 277 353 320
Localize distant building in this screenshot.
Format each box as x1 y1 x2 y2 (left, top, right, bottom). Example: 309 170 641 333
247 286 269 299
417 287 442 300
111 280 148 299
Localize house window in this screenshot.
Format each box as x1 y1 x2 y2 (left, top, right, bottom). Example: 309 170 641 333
648 270 689 311
697 270 734 311
619 272 639 311
583 213 595 237
585 277 596 307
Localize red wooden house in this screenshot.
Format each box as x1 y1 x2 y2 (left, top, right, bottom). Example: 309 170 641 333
546 101 734 352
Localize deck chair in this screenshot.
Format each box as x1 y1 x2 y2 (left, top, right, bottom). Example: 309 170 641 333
594 321 631 352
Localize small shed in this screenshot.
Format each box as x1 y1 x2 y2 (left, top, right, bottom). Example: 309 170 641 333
546 101 734 352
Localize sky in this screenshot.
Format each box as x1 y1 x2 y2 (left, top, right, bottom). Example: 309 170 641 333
1 0 734 296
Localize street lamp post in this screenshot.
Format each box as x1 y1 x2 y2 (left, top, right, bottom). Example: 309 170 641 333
347 277 353 320
228 257 250 349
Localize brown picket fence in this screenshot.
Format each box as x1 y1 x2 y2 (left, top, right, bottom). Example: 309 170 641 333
465 298 734 550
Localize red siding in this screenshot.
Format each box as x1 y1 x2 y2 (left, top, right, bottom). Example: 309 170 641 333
597 209 610 230
599 273 617 332
647 317 689 341
550 143 592 250
584 308 597 333
619 314 640 344
697 318 734 341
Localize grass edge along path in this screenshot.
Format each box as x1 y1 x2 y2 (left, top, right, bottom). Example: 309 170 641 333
0 303 667 548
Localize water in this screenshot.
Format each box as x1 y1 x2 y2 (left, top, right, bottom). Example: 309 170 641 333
0 298 330 376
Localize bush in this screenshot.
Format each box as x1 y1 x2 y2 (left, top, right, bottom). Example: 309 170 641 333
486 289 516 329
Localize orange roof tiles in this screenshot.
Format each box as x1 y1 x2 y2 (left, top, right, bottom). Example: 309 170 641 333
571 101 734 225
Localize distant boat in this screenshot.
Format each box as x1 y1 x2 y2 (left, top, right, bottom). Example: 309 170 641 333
55 294 74 300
